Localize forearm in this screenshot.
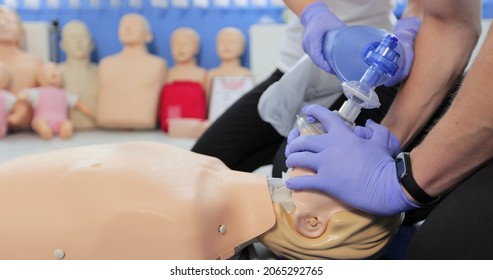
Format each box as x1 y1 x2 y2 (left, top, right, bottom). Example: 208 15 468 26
401 0 423 19
411 23 493 197
75 101 94 118
382 0 481 147
283 0 317 16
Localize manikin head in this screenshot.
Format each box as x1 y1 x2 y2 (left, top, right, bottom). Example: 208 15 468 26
215 27 246 61
257 118 403 259
0 5 24 47
0 62 12 90
118 13 152 46
258 188 402 259
60 20 94 60
37 62 63 87
170 27 200 64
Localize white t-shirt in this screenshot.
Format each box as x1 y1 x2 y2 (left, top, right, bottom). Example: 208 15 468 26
277 0 397 72
5 92 16 112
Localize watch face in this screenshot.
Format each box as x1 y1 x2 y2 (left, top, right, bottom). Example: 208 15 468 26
396 156 406 179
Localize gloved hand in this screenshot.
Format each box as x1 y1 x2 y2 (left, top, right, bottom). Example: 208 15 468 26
300 1 346 74
284 104 419 216
354 119 402 157
384 17 422 87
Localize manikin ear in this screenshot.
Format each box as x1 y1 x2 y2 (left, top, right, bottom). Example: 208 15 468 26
293 211 329 238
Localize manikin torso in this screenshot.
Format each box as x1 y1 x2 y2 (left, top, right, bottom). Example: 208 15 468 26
0 6 42 128
0 142 275 260
205 27 252 101
97 13 166 129
58 20 98 130
0 141 402 260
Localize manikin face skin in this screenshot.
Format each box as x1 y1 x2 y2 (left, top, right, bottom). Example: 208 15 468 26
171 28 200 64
0 7 21 45
216 28 245 61
118 14 152 46
37 63 63 87
61 21 93 60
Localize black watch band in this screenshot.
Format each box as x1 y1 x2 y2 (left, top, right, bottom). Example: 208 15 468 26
396 152 439 205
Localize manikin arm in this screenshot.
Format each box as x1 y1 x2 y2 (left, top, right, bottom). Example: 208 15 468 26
409 23 493 199
381 0 481 147
74 100 95 119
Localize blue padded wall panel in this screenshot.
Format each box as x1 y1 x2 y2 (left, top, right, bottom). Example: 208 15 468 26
10 0 285 69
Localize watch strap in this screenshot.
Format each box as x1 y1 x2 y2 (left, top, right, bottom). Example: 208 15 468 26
398 152 439 205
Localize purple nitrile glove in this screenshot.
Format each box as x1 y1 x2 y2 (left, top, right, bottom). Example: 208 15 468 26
284 104 419 216
300 1 346 74
354 119 402 157
384 17 422 87
285 127 300 157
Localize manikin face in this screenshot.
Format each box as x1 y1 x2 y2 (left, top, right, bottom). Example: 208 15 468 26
216 28 245 61
118 14 151 45
0 7 21 45
171 29 199 64
38 63 62 87
61 21 93 60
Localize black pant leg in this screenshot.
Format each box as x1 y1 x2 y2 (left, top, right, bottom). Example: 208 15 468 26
407 161 493 259
192 69 285 172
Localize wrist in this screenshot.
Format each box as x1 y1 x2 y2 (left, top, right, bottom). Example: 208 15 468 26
395 152 440 205
300 2 328 26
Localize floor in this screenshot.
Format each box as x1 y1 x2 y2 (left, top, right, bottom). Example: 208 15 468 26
0 129 273 175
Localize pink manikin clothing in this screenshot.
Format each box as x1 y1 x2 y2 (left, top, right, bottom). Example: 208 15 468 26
0 90 8 138
30 87 72 134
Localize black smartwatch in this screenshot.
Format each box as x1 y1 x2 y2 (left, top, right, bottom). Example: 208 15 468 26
395 152 439 205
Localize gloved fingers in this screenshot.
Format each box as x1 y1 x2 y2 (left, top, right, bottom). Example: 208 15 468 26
388 130 402 157
302 37 333 73
286 134 329 155
287 128 300 145
385 17 422 87
383 76 399 87
285 128 301 158
394 16 422 38
285 150 319 170
302 104 348 133
354 125 373 139
285 175 322 192
363 119 391 143
363 120 401 156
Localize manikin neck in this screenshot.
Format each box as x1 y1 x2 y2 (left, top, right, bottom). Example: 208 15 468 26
219 58 242 69
0 43 21 58
175 58 197 68
121 43 149 56
64 56 92 68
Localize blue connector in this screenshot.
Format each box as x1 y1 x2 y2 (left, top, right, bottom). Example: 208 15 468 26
337 34 402 126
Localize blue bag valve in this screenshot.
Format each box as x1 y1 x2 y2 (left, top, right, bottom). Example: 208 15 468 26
322 25 404 125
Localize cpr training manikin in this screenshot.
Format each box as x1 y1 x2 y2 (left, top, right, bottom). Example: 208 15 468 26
0 140 402 260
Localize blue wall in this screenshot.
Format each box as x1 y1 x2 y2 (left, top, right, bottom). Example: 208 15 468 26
10 0 491 69
7 0 285 69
